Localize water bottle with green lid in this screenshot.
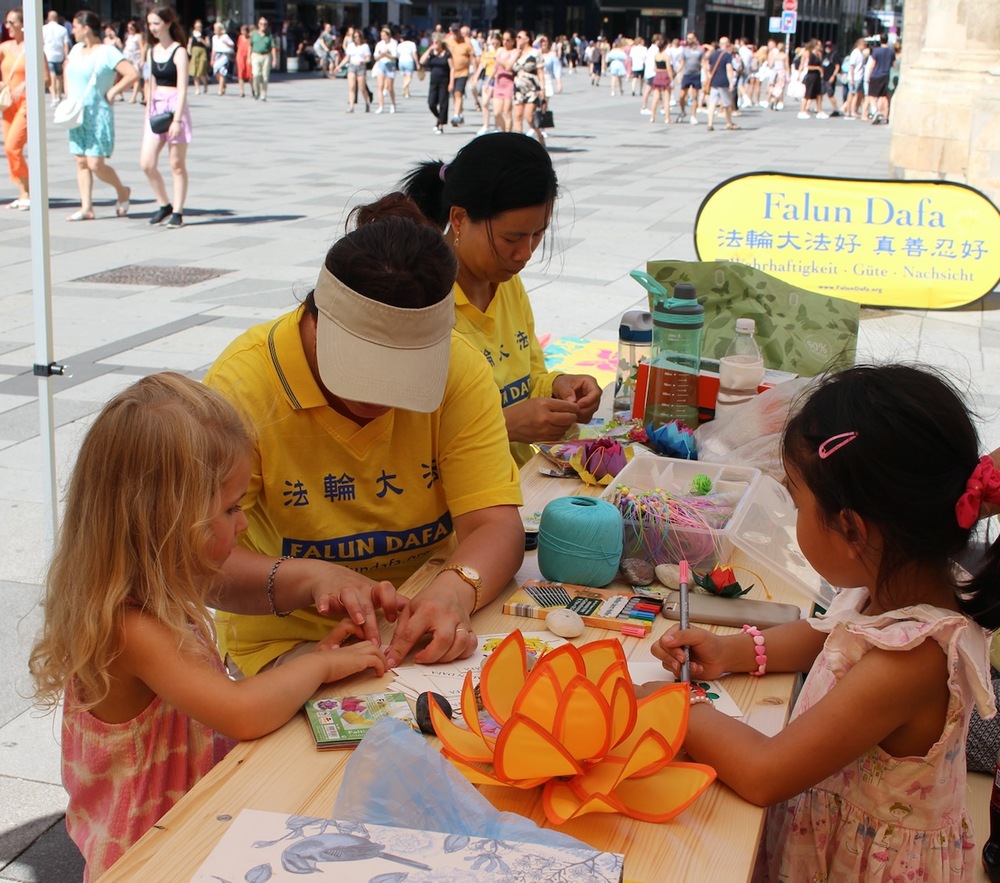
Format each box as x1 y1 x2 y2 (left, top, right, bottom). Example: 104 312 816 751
630 271 704 431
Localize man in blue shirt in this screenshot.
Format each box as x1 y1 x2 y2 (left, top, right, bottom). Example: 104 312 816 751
704 36 737 131
864 33 895 124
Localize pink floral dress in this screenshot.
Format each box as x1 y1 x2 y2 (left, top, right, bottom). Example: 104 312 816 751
757 588 995 882
62 631 237 881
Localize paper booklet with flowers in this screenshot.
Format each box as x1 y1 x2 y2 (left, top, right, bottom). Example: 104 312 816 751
303 692 417 749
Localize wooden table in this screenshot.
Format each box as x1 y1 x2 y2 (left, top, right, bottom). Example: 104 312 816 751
102 455 816 883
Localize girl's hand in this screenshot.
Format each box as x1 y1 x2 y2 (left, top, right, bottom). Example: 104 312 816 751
551 373 602 423
384 579 478 668
652 625 730 680
315 638 388 681
504 396 580 443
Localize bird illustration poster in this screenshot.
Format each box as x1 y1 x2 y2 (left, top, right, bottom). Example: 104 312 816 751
191 809 624 882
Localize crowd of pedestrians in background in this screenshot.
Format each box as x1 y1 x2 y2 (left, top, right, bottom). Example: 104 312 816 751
2 9 901 221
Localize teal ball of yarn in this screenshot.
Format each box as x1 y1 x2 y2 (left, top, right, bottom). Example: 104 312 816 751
538 496 624 588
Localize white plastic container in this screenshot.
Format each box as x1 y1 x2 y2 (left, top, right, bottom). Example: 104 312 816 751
602 454 831 608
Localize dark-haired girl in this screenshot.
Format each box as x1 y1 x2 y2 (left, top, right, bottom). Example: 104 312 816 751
141 5 189 228
653 364 998 881
204 193 523 680
402 132 601 465
64 10 137 221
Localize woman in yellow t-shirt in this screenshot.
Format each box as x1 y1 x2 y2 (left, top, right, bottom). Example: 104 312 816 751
402 132 601 466
205 194 524 676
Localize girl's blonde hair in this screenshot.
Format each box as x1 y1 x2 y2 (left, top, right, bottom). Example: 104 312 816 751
30 373 253 711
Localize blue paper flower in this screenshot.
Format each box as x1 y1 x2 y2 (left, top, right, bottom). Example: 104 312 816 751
644 420 698 460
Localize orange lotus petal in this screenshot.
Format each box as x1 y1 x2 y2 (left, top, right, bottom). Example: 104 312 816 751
479 631 529 725
430 693 495 764
510 666 561 732
494 713 584 781
459 670 484 735
530 642 585 689
607 677 638 747
595 661 631 711
445 755 550 790
617 729 675 779
543 781 619 824
612 683 688 757
554 675 612 760
609 762 717 823
579 639 628 683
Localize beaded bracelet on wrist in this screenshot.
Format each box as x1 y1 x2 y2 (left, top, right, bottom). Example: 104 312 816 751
266 555 292 618
742 623 767 676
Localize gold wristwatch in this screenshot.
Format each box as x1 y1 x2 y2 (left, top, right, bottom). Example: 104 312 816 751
440 564 483 613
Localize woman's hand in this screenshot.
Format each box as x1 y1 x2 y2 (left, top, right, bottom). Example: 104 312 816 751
304 564 403 645
504 396 579 443
651 624 730 681
384 579 479 668
552 373 602 423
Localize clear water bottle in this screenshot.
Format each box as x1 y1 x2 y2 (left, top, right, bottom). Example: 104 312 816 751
715 318 765 418
641 279 704 431
613 310 652 419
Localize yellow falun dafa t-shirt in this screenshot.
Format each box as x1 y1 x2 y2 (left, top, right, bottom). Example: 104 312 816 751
453 276 564 466
203 307 522 675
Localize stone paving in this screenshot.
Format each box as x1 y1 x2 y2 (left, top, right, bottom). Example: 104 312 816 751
1 68 997 882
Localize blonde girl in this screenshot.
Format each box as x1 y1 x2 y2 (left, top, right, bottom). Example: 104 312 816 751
30 373 386 881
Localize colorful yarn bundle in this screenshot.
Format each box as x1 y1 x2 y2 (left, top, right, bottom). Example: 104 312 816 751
608 484 739 567
537 496 624 588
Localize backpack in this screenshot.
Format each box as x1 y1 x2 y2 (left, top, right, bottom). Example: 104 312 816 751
730 51 744 75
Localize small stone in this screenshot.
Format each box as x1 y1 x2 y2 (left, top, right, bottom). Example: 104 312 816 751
654 563 681 590
620 557 656 587
415 691 452 735
545 608 585 638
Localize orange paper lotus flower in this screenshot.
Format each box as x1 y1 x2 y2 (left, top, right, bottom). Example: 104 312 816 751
430 630 716 824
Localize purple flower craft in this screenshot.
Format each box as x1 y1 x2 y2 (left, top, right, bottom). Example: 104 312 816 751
569 437 633 486
644 420 698 460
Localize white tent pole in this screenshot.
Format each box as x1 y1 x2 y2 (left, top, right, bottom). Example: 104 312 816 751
23 0 63 543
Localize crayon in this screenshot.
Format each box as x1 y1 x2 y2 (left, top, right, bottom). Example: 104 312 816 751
620 624 646 637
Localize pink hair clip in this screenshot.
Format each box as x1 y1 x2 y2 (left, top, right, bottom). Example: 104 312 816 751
817 431 858 460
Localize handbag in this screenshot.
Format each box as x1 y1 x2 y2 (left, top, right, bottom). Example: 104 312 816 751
53 50 100 129
149 111 174 134
533 103 554 129
0 52 25 110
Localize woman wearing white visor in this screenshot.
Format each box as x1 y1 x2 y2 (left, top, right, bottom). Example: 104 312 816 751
204 194 523 679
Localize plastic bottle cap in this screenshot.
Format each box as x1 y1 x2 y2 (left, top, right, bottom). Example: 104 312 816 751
735 318 756 334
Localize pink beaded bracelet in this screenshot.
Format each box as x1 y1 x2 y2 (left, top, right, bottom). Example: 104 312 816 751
742 624 767 676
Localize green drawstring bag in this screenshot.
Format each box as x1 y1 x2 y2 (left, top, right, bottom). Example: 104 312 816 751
644 259 859 376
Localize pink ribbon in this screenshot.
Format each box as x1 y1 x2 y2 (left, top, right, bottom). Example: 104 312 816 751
955 455 1000 529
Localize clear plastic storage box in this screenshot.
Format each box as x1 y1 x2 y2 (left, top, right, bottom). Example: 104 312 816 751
601 454 830 607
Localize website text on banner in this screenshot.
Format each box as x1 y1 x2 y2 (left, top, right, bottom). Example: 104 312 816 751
694 173 1000 309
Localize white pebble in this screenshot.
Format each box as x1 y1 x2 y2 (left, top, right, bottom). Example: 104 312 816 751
654 563 681 590
545 608 585 638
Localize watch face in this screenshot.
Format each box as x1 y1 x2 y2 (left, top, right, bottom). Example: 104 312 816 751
460 565 480 581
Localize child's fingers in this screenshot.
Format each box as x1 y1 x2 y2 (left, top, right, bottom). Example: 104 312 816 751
318 618 364 649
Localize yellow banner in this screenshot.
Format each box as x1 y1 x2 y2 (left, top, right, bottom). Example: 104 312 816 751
694 173 1000 308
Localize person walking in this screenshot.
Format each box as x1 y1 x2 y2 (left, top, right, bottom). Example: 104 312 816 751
420 33 452 134
444 23 472 126
646 36 672 126
235 24 252 97
210 22 234 96
141 5 190 228
64 10 137 222
676 32 704 124
42 10 69 106
0 8 28 210
122 19 145 103
249 16 278 101
372 26 398 114
511 29 545 143
796 39 824 119
491 30 516 132
704 37 737 131
187 19 209 95
396 32 418 98
864 33 895 125
334 27 371 113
